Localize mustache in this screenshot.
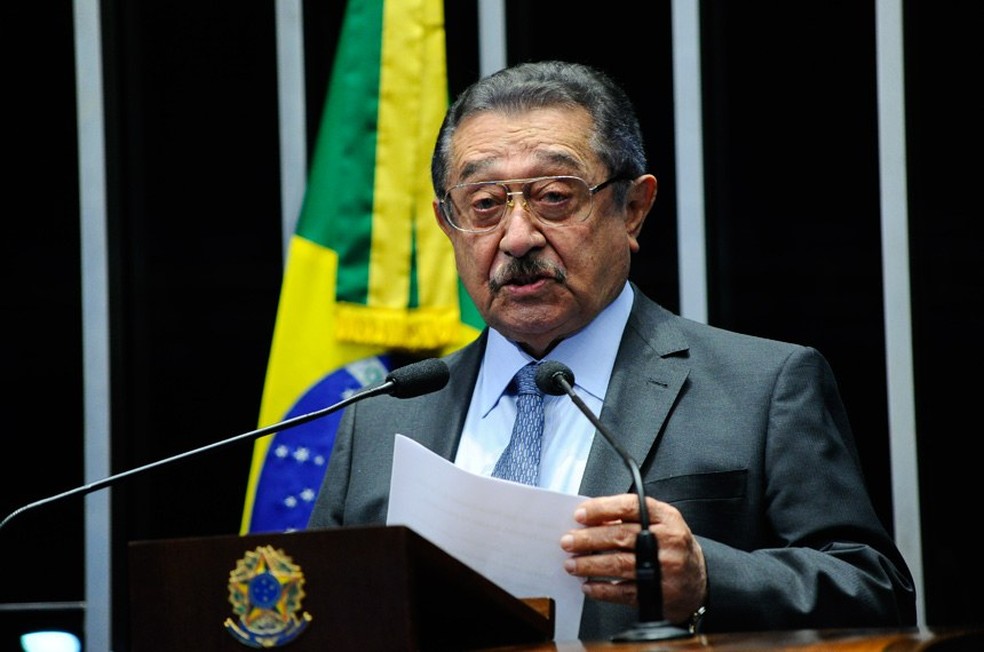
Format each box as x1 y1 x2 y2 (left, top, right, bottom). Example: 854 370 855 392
489 256 566 292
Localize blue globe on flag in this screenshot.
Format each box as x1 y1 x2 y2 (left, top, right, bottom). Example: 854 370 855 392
248 355 394 533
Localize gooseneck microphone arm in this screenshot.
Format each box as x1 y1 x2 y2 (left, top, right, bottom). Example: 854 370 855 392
0 358 450 532
535 361 691 642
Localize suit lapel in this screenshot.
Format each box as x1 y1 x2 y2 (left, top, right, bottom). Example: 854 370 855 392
413 300 690 497
579 291 690 497
406 331 487 461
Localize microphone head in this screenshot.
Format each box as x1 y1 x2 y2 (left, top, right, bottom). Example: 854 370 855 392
535 360 574 396
385 358 450 398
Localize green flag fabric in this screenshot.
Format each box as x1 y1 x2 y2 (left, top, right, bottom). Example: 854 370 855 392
241 0 481 534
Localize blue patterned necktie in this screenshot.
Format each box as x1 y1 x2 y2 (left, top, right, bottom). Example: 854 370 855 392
492 363 544 485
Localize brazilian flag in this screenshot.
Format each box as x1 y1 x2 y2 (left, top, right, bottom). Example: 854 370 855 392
241 0 482 534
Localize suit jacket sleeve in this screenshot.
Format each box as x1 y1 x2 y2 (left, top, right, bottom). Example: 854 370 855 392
693 344 916 631
577 292 915 638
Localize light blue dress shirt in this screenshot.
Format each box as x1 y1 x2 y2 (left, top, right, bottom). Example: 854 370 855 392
454 282 634 494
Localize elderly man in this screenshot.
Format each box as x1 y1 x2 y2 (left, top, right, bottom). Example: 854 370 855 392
309 60 916 640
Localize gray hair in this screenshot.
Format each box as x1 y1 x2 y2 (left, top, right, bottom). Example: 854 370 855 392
430 60 648 204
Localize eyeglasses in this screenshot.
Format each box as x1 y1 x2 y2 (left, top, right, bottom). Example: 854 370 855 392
439 175 628 234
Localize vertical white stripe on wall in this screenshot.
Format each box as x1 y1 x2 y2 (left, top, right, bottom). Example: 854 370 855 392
74 0 112 649
671 0 708 323
478 0 507 76
875 0 925 627
276 0 307 259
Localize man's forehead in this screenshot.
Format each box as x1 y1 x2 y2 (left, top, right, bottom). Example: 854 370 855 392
450 108 597 180
454 150 586 181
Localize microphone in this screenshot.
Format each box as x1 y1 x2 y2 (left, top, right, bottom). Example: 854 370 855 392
535 361 691 642
0 357 450 531
385 357 450 398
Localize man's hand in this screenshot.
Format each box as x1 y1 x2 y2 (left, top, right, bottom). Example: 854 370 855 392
560 494 707 624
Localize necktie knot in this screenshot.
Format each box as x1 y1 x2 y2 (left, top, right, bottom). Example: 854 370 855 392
513 362 542 397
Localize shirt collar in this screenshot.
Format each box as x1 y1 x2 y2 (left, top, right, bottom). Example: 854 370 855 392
477 282 634 413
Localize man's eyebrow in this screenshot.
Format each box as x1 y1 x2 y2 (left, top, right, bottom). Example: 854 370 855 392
458 159 494 181
535 150 582 170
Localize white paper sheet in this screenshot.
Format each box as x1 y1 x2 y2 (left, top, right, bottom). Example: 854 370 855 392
386 434 587 641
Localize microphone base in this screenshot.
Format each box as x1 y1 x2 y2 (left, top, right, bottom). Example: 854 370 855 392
611 620 693 642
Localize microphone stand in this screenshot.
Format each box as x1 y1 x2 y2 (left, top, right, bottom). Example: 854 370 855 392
1 359 449 531
550 371 691 642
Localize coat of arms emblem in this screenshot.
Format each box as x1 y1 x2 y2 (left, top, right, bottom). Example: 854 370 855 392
224 545 312 647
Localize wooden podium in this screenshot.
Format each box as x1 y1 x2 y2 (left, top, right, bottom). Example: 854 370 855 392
128 525 554 651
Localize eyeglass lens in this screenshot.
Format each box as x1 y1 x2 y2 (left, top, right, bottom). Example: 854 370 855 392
446 176 592 232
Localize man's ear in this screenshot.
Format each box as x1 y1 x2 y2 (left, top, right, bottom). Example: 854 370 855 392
625 175 657 250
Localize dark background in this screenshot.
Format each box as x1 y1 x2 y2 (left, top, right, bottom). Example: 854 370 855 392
2 1 980 649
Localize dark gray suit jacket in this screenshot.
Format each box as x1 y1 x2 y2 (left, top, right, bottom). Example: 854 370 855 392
308 285 917 640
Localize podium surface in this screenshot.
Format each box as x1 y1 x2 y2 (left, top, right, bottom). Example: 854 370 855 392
128 525 553 651
489 627 984 651
128 525 983 651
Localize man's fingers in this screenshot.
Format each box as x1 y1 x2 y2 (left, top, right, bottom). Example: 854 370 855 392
581 578 638 605
574 494 642 525
562 521 641 554
563 550 637 580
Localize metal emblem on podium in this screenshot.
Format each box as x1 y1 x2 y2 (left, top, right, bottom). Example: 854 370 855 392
224 545 312 647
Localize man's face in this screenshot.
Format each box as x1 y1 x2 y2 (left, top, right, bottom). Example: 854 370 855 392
433 107 655 357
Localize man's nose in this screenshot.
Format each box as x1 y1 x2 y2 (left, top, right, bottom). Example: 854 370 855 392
501 190 536 226
499 192 545 254
503 190 530 215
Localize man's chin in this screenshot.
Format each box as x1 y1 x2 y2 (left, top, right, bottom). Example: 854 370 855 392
491 310 572 348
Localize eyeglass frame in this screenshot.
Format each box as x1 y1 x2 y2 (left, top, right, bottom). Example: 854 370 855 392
438 174 631 234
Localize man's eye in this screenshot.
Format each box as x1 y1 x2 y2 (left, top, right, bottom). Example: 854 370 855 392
471 196 502 213
536 189 573 205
